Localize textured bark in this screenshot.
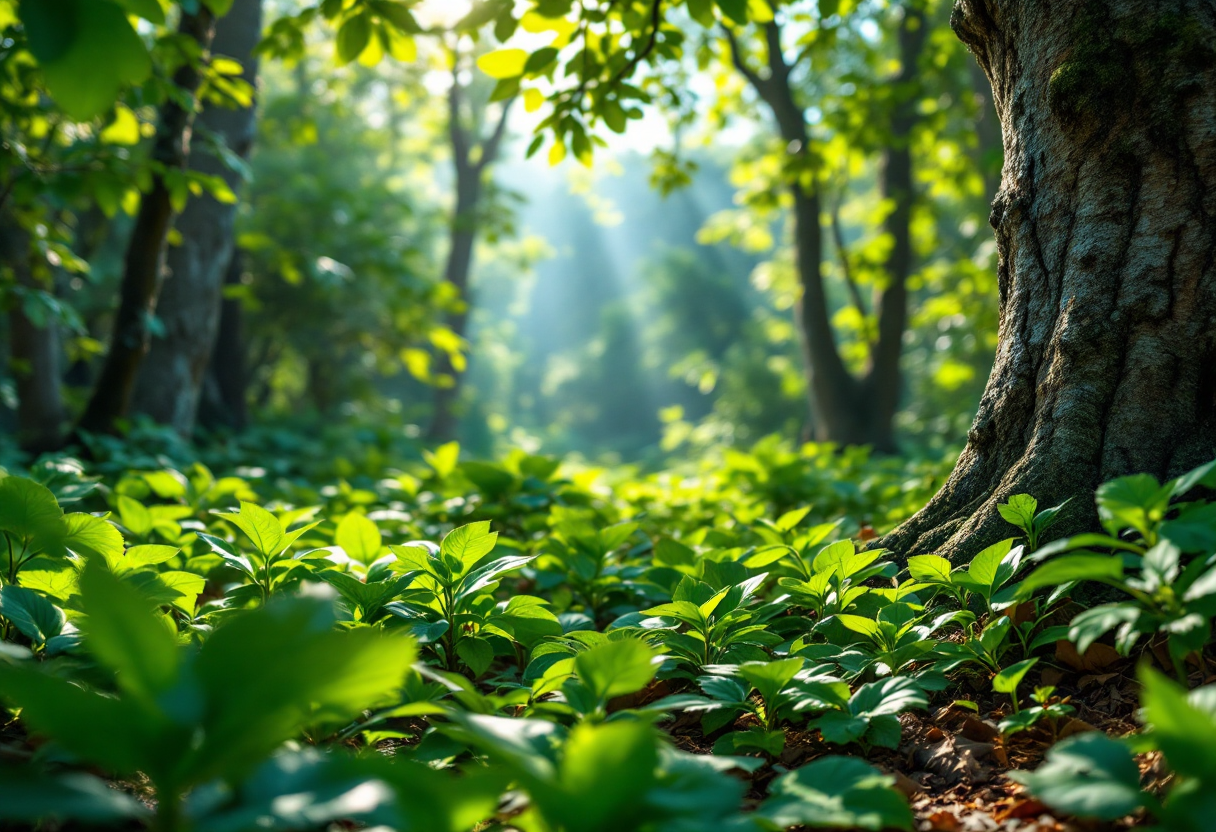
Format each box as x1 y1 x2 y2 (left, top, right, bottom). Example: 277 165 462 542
132 0 262 436
197 250 248 431
75 9 217 437
427 75 512 443
725 10 925 451
884 0 1216 560
1 219 64 452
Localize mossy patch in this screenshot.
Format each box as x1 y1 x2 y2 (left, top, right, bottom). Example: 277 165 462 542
1048 3 1216 142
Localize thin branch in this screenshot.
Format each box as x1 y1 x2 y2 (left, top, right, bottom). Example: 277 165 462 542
475 96 516 174
721 25 769 99
604 0 663 93
448 56 472 173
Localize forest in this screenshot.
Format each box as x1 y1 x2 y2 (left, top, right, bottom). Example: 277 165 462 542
0 0 1214 830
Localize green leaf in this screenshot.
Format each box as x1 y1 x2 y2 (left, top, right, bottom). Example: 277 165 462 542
0 585 65 645
113 0 165 24
0 767 149 823
850 677 927 718
336 12 373 65
643 600 707 628
1140 667 1216 782
19 0 152 120
998 494 1037 532
966 538 1015 594
115 495 152 536
190 599 417 783
1009 733 1147 821
0 476 65 555
714 727 785 756
551 721 659 832
455 554 533 602
739 658 803 708
757 756 913 830
79 563 179 700
61 512 124 562
423 442 460 478
1019 554 1124 597
575 639 658 701
441 522 498 574
1096 474 1168 538
335 512 382 565
114 544 179 574
715 0 749 25
456 636 495 677
477 48 528 79
0 663 155 775
993 657 1038 696
218 502 285 561
907 554 953 584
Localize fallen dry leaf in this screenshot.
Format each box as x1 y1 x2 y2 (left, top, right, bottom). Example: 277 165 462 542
1056 639 1122 673
916 735 995 785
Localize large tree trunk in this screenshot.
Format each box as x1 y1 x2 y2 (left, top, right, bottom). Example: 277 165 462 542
74 9 217 438
883 0 1216 560
131 0 262 436
1 219 64 453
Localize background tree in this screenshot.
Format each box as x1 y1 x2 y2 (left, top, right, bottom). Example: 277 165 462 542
130 0 263 436
75 6 222 437
427 45 516 443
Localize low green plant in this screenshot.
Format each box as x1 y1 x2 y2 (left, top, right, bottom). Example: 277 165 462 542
199 501 320 604
1019 539 1216 683
385 521 559 675
439 713 760 832
689 657 824 756
998 685 1075 737
635 572 781 674
755 756 915 831
1013 667 1216 830
800 676 929 752
0 563 416 831
998 494 1069 552
775 539 894 619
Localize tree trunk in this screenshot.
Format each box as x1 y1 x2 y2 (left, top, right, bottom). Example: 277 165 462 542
74 9 216 438
858 5 926 453
883 0 1216 560
427 169 481 443
1 220 65 453
426 75 512 444
197 250 249 431
727 12 924 451
131 0 262 436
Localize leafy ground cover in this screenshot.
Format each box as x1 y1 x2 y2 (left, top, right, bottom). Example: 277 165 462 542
1 440 1214 831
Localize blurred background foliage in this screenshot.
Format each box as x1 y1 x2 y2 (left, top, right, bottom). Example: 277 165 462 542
0 0 1002 474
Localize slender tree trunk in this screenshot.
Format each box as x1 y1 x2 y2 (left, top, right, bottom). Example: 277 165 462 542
131 0 262 436
74 9 217 437
726 13 923 450
426 74 512 443
859 5 927 453
883 0 1216 560
1 220 64 452
197 250 249 430
427 168 481 443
